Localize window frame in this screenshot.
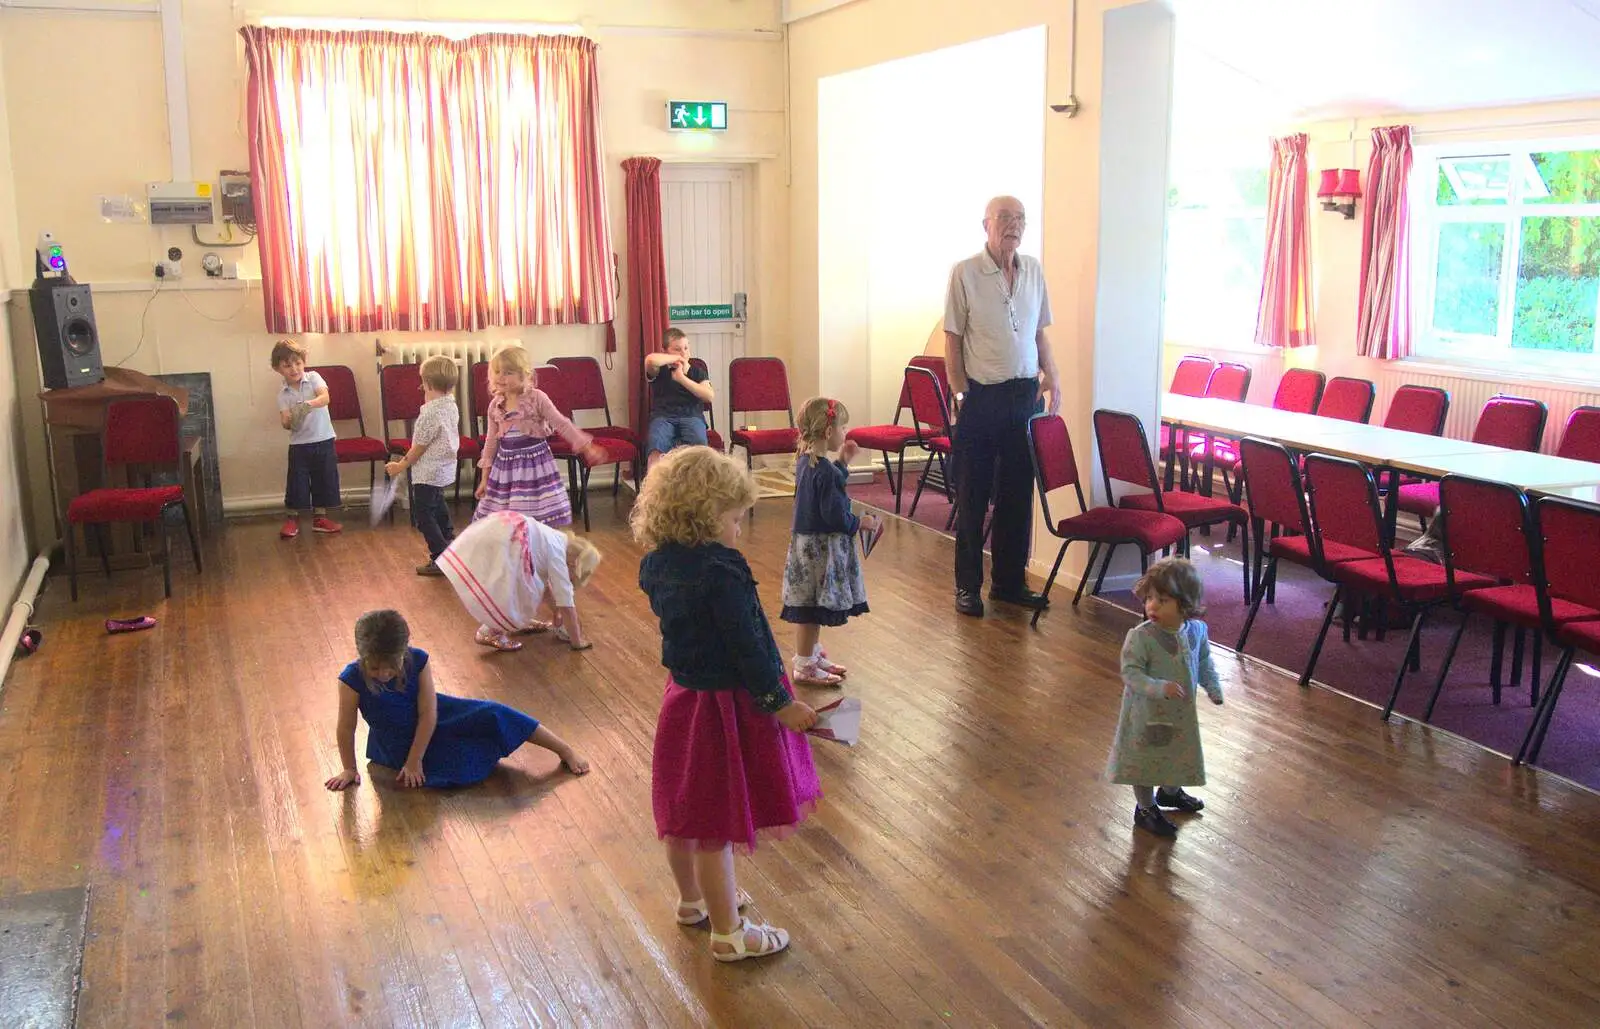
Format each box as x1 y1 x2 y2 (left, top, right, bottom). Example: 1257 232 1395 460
1412 137 1600 375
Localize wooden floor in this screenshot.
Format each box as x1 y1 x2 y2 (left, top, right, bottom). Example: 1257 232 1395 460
4 494 1600 1028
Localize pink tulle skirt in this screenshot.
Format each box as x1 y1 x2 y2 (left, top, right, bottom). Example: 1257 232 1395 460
652 676 821 853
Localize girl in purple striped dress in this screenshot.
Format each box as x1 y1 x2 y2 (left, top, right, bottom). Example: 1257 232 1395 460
474 344 603 527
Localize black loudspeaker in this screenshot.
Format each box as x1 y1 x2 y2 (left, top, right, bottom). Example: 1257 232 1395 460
31 282 103 389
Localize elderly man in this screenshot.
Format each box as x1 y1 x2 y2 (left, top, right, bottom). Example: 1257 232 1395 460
943 196 1060 617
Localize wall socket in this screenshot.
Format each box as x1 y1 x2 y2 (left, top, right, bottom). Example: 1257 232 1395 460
155 259 183 279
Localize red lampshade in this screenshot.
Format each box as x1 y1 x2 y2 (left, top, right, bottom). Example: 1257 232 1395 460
1317 168 1340 198
1336 168 1362 197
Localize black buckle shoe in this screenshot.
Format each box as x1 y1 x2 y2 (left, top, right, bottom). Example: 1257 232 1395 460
955 589 985 617
1154 788 1205 813
1134 804 1178 837
989 586 1050 611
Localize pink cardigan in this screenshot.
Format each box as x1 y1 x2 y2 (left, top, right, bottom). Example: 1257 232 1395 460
479 389 594 471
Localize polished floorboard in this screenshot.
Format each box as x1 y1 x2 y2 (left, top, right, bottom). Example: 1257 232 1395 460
3 495 1600 1028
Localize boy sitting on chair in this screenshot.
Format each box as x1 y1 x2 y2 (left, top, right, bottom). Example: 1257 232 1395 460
644 327 715 471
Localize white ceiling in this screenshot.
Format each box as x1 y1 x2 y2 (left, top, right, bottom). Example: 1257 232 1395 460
1175 0 1600 123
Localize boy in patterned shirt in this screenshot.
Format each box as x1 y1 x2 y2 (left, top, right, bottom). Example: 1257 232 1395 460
386 356 462 575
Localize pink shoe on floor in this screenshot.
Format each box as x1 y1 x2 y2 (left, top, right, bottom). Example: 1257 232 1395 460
106 616 156 634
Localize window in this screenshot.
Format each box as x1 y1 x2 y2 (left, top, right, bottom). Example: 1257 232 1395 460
1414 142 1600 370
1163 163 1269 348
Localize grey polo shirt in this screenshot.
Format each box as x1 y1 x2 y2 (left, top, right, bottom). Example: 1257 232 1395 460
278 370 335 446
943 248 1052 386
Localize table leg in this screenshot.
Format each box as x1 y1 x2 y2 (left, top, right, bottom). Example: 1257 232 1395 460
1382 467 1400 544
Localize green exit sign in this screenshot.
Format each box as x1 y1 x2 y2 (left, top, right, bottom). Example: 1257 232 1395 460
667 100 728 132
669 304 734 321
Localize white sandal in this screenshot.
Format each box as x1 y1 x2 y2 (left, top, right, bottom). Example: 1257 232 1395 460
813 647 848 679
675 889 753 926
791 655 843 687
710 917 790 962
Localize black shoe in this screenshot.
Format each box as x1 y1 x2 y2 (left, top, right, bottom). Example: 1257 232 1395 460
1134 804 1178 837
955 589 985 617
989 586 1050 611
417 561 445 577
1154 788 1205 813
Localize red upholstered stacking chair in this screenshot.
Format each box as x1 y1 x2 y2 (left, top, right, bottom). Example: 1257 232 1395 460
538 364 638 531
728 357 799 467
1234 438 1369 654
1028 413 1185 624
1093 409 1251 602
1182 362 1253 493
905 366 958 529
309 364 389 489
1422 476 1566 722
1515 496 1600 765
1555 405 1600 462
467 361 492 493
1397 395 1547 529
1215 368 1327 503
1158 355 1215 486
688 357 723 451
1316 376 1376 423
1300 454 1495 714
379 363 424 457
549 355 638 450
846 364 923 513
65 394 203 600
1382 383 1450 434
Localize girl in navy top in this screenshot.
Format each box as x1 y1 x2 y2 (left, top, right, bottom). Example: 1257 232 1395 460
324 609 589 791
780 397 882 686
634 446 820 962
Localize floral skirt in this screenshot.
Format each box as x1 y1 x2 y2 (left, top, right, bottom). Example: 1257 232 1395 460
473 433 570 526
780 531 869 626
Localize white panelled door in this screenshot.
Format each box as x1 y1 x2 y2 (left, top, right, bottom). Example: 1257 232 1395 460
660 164 749 439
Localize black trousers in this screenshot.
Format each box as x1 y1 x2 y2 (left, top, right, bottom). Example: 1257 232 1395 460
411 484 456 561
953 377 1040 594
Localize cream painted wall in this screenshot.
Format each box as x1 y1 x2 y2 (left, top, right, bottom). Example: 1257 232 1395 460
792 0 1147 581
0 40 32 607
1 0 787 533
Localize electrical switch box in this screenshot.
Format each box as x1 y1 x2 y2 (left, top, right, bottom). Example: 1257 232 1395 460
147 181 214 225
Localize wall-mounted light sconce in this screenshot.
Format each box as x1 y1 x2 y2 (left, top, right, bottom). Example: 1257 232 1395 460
1317 168 1362 219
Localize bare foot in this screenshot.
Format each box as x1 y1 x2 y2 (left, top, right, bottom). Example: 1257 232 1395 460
560 748 591 775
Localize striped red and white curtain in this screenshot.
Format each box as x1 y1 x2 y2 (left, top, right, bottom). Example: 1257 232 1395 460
241 28 615 334
1356 125 1414 359
1255 132 1315 349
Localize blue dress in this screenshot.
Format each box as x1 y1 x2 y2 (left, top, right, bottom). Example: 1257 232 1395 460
338 647 540 787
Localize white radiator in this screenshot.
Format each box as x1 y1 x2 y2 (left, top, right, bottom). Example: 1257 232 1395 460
379 339 508 436
1373 366 1600 453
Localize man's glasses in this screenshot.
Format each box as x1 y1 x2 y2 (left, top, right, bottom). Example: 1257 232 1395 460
992 213 1026 227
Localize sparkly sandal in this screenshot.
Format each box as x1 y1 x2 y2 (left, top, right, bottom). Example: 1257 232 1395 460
710 917 790 962
474 628 523 652
791 655 843 687
813 648 848 679
517 621 554 635
554 626 594 652
675 889 753 926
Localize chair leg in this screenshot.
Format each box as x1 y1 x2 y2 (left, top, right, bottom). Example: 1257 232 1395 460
1490 621 1507 697
66 522 79 602
94 524 112 578
1381 606 1428 721
1422 610 1470 722
1301 586 1343 687
181 501 203 572
1091 544 1117 597
159 516 173 598
1072 543 1102 606
1509 627 1526 693
1531 633 1542 708
1033 541 1071 628
1517 648 1574 765
578 465 593 532
1236 557 1277 651
908 460 932 519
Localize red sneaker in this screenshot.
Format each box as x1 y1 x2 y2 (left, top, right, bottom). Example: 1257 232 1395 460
280 518 300 539
312 516 343 534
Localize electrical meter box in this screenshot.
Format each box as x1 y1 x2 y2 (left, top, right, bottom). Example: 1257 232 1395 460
147 181 214 224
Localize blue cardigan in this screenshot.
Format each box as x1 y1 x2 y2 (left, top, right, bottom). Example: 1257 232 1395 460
792 455 859 536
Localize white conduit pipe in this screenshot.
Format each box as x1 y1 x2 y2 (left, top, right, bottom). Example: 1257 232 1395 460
0 556 50 690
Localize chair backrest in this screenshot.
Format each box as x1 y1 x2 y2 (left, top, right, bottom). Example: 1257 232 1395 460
904 366 951 441
728 357 792 419
308 364 365 427
469 361 492 428
1303 453 1386 557
379 363 424 425
1556 405 1600 462
1204 362 1252 402
1238 437 1310 533
1317 376 1376 423
103 394 181 469
1029 413 1088 524
1437 475 1533 587
1271 368 1325 415
1470 394 1546 452
548 356 611 419
1534 496 1600 616
534 364 574 418
897 355 950 416
1169 356 1214 397
1383 384 1449 435
688 357 715 426
1093 409 1161 499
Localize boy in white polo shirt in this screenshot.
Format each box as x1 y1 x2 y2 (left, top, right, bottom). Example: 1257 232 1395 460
273 338 343 539
386 355 462 576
